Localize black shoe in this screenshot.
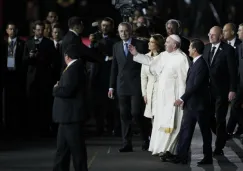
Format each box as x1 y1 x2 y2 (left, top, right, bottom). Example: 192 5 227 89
142 141 149 151
197 157 213 165
119 146 133 152
171 156 188 164
213 149 224 156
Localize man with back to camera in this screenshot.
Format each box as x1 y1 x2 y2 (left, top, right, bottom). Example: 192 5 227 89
52 44 88 171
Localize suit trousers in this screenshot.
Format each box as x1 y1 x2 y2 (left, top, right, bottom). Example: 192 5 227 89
53 123 88 171
177 109 212 158
118 95 149 146
227 90 243 134
209 95 229 151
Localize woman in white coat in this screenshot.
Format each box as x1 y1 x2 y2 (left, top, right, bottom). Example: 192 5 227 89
141 34 165 121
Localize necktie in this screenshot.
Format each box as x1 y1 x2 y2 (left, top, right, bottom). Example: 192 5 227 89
9 40 14 55
56 42 60 51
228 41 231 46
209 46 216 64
124 43 129 56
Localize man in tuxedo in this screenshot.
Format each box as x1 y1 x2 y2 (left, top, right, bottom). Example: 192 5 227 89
203 26 237 156
52 44 87 171
231 24 243 142
61 16 102 72
108 22 150 152
2 22 25 134
173 39 212 165
23 20 59 136
89 17 120 135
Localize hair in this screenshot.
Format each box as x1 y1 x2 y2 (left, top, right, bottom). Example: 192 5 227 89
151 34 165 53
190 38 205 54
227 23 237 35
68 16 83 29
118 22 132 33
135 26 150 38
6 21 16 29
52 23 61 29
165 19 181 34
33 20 45 29
101 17 114 28
65 44 80 59
43 20 51 25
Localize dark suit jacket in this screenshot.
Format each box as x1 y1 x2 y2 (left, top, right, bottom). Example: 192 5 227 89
203 42 237 96
234 38 241 48
23 36 58 95
3 37 25 84
181 57 210 111
61 31 102 71
89 34 120 95
237 42 243 89
179 36 190 56
110 38 148 96
52 59 86 123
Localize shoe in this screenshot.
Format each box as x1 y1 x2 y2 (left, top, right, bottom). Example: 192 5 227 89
119 146 133 152
197 157 213 165
171 156 188 164
213 149 224 156
142 141 149 151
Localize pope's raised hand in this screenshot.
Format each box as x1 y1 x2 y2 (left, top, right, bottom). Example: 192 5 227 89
128 44 138 56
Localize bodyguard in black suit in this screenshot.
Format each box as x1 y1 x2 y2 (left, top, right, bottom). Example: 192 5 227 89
108 22 149 152
173 39 212 165
23 20 59 136
228 25 243 140
61 16 102 72
53 44 88 171
203 26 237 156
223 23 243 136
3 22 25 134
89 17 120 135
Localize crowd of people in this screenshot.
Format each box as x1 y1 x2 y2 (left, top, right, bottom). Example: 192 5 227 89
1 7 243 171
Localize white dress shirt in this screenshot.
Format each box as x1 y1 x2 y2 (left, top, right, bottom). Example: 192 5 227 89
228 37 236 47
193 55 202 63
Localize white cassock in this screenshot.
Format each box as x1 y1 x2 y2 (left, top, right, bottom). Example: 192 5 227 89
134 49 189 155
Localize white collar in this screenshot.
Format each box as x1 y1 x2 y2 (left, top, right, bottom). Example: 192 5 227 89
69 29 79 36
211 42 220 49
54 40 62 46
8 37 17 43
34 36 43 43
228 37 236 47
193 55 202 63
123 38 132 45
67 59 77 67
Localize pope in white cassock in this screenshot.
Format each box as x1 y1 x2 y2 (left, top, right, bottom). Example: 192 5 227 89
129 34 189 159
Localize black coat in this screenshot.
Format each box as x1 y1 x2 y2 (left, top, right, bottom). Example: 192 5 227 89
52 59 87 123
110 38 148 96
181 57 210 111
203 42 237 96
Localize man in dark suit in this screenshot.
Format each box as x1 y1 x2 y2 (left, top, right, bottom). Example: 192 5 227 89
52 44 88 171
2 22 25 134
223 23 243 137
203 26 237 156
108 22 150 152
223 23 241 48
165 19 190 56
89 17 120 135
173 39 212 165
61 16 102 72
23 20 59 136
